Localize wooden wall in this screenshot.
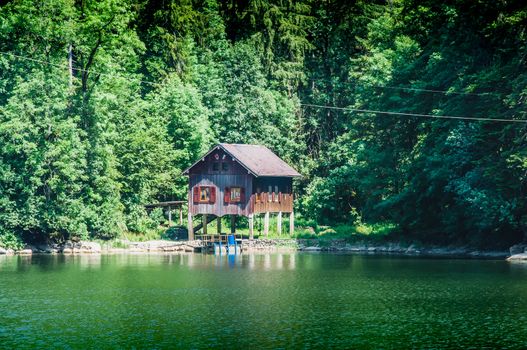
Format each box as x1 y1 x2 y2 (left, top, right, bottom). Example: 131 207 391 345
188 148 253 217
187 148 295 216
252 193 294 213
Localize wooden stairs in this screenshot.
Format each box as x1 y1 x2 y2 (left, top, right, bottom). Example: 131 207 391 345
193 215 217 233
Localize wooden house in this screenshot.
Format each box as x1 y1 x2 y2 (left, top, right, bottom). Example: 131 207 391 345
183 143 301 240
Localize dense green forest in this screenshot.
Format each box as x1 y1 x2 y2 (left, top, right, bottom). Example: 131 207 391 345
0 0 526 248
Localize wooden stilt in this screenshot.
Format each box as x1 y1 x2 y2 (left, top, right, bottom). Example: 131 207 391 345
203 214 208 235
188 212 194 241
277 211 282 235
231 215 236 234
168 205 172 227
179 206 183 225
289 211 294 235
264 212 270 237
217 216 222 234
249 214 254 240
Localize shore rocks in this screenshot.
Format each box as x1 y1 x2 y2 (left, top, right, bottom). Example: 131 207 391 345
0 247 17 255
0 238 512 259
62 241 102 254
303 246 322 252
126 240 201 253
507 253 527 262
243 239 298 251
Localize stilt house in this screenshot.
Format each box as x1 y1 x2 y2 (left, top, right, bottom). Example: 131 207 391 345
183 143 301 240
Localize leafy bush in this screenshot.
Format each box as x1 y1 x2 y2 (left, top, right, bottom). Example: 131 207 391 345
0 230 24 250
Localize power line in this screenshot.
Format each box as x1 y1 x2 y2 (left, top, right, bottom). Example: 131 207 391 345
0 50 504 97
300 103 527 124
3 50 524 124
309 78 497 97
0 51 162 87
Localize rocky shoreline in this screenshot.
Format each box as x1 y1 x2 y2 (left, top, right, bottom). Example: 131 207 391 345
0 238 521 260
0 240 203 255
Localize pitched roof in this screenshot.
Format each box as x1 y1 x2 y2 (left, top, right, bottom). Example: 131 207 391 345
183 143 302 177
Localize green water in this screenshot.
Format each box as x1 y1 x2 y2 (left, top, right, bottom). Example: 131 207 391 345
1 253 526 349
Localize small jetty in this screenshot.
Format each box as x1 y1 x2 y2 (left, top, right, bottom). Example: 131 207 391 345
197 234 243 255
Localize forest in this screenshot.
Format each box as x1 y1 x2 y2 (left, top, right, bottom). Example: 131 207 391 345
0 0 526 248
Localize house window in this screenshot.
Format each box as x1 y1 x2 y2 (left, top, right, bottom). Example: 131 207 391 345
193 186 216 204
200 187 210 202
224 187 244 203
255 187 260 202
222 162 229 172
230 187 241 202
268 185 273 202
274 185 279 202
212 162 220 172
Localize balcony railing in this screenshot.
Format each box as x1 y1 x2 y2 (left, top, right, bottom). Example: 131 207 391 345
251 192 294 213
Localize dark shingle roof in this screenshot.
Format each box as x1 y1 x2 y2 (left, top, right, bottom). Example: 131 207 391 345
183 143 301 177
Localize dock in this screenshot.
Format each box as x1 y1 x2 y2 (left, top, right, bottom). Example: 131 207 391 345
197 234 243 255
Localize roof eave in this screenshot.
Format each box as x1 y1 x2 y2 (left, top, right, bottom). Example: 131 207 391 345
257 173 303 178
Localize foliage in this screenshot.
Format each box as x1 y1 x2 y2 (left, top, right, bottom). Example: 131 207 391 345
0 229 24 250
0 0 526 247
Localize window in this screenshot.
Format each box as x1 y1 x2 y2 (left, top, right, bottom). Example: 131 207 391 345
230 187 241 202
200 187 210 202
224 187 244 203
268 185 272 202
256 187 261 202
193 186 216 204
274 185 279 202
212 161 229 172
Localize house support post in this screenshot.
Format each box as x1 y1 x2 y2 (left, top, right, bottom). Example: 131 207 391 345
289 211 294 235
188 212 194 241
248 214 254 240
168 205 172 227
203 214 208 235
217 216 222 234
179 206 183 225
277 211 282 235
231 215 236 234
264 212 270 237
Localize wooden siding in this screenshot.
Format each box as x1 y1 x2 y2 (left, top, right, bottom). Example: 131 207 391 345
188 148 251 176
189 174 253 217
252 193 294 213
188 148 295 216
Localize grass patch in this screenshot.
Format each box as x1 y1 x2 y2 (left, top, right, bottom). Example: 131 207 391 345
98 239 130 249
120 228 165 242
110 214 399 244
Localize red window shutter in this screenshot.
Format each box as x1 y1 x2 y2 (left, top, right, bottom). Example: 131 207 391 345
224 187 230 203
193 186 199 203
210 186 216 203
240 187 245 202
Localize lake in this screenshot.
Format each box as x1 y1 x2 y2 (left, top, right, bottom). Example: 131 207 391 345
1 253 526 349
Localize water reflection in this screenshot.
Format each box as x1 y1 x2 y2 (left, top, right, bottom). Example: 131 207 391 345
1 253 527 349
204 253 303 271
4 252 527 275
1 252 327 272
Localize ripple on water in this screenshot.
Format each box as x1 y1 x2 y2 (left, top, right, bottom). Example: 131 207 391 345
0 254 527 348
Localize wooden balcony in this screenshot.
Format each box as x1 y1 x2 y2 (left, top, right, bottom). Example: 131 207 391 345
251 192 294 214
